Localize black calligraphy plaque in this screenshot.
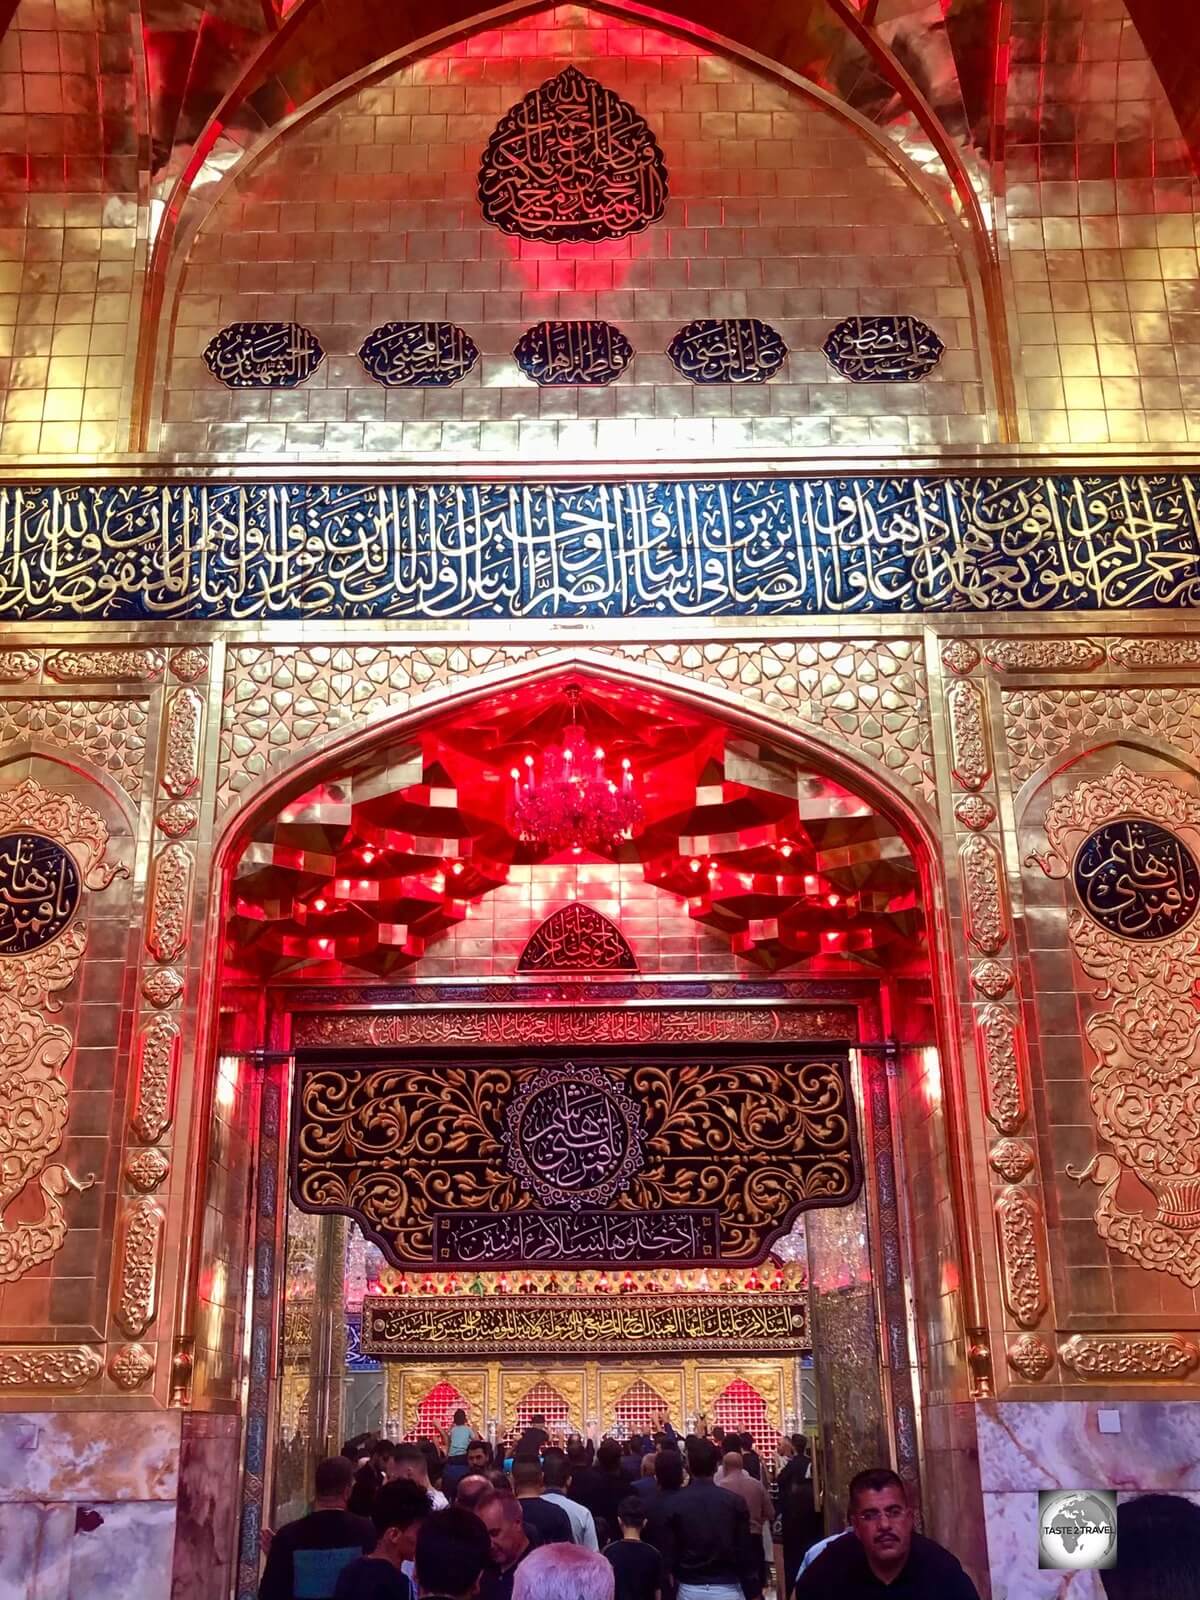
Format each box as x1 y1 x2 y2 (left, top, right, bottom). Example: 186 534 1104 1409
478 66 668 242
667 318 788 384
822 315 944 382
203 322 325 389
358 322 479 387
434 1209 720 1268
514 320 633 385
0 832 81 955
518 904 637 973
292 1046 860 1267
360 1291 807 1357
1073 818 1200 941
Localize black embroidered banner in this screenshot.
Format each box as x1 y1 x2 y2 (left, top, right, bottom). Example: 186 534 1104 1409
360 1291 808 1356
291 1046 859 1267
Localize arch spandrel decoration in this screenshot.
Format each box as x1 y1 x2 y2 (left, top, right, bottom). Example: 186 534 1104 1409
1031 762 1200 1286
518 904 638 973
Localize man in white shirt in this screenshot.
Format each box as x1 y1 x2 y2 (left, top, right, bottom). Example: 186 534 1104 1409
542 1450 600 1550
390 1444 450 1510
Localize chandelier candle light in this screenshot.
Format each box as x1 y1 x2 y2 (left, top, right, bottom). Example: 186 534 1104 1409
511 692 642 853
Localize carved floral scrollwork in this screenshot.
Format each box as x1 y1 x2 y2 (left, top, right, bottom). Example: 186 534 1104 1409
0 996 91 1282
1107 637 1200 670
169 648 209 682
947 679 991 791
1059 1333 1200 1379
0 780 122 1285
44 649 164 683
1007 1334 1054 1381
1033 764 1200 1285
955 795 996 832
108 1343 154 1390
989 1139 1035 1184
161 686 204 798
983 639 1104 673
960 835 1008 954
976 1005 1027 1135
972 960 1014 1000
0 651 39 681
0 1344 102 1389
1062 1331 1200 1382
131 1018 180 1144
995 1185 1047 1327
147 844 192 963
115 1200 163 1338
940 639 979 676
125 1147 170 1193
141 967 184 1009
155 802 198 839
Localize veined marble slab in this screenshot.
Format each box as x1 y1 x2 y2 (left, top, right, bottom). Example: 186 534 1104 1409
0 1412 180 1503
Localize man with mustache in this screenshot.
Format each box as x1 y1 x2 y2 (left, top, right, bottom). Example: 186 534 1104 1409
793 1469 979 1597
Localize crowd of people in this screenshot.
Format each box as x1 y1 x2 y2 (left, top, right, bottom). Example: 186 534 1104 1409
259 1411 1200 1600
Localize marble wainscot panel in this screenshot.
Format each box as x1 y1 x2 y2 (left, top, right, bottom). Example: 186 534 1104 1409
978 1402 1200 1600
0 1412 181 1600
170 1413 241 1600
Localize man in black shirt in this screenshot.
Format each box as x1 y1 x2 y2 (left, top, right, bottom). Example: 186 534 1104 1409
657 1437 762 1600
642 1448 684 1557
335 1479 430 1600
412 1506 491 1600
512 1458 574 1545
737 1433 764 1483
514 1413 550 1460
604 1496 666 1600
259 1456 377 1600
794 1469 980 1598
571 1438 635 1544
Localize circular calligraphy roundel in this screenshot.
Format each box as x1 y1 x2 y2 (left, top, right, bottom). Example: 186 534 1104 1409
0 832 81 956
505 1065 645 1211
1073 818 1200 942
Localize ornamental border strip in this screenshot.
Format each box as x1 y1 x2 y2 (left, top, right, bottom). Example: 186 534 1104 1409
1 474 1199 620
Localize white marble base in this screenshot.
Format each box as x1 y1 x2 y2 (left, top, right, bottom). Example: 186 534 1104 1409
0 1412 180 1503
977 1401 1200 1600
0 1501 176 1600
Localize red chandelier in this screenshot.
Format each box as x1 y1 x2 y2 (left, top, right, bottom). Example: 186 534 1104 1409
510 690 642 853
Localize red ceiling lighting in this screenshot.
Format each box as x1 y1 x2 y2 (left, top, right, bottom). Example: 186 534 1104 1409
510 686 642 854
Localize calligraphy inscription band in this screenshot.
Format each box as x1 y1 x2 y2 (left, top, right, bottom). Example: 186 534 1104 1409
292 1047 861 1266
361 1291 807 1356
434 1208 720 1267
6 475 1200 620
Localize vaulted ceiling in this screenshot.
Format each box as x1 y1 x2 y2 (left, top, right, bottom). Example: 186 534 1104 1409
228 675 925 979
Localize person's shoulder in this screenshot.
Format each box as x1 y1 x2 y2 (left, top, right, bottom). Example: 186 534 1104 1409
912 1531 969 1569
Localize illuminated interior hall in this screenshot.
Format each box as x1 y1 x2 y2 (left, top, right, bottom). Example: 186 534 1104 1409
3 0 1200 1596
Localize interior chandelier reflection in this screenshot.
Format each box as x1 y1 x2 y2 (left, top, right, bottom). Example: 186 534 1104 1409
510 687 642 852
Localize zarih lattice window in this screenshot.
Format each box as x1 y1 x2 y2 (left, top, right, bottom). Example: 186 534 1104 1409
410 1381 470 1443
513 1381 575 1441
713 1379 772 1455
612 1380 669 1440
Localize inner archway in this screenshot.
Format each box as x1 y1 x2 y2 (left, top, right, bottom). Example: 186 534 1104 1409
203 663 976 1593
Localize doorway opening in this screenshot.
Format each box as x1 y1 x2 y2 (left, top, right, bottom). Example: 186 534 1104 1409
201 665 961 1597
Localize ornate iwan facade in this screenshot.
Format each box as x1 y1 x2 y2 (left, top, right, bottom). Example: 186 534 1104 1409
3 1 1200 1596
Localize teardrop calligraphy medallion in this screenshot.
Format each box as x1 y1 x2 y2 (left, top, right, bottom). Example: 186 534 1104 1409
478 66 668 242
